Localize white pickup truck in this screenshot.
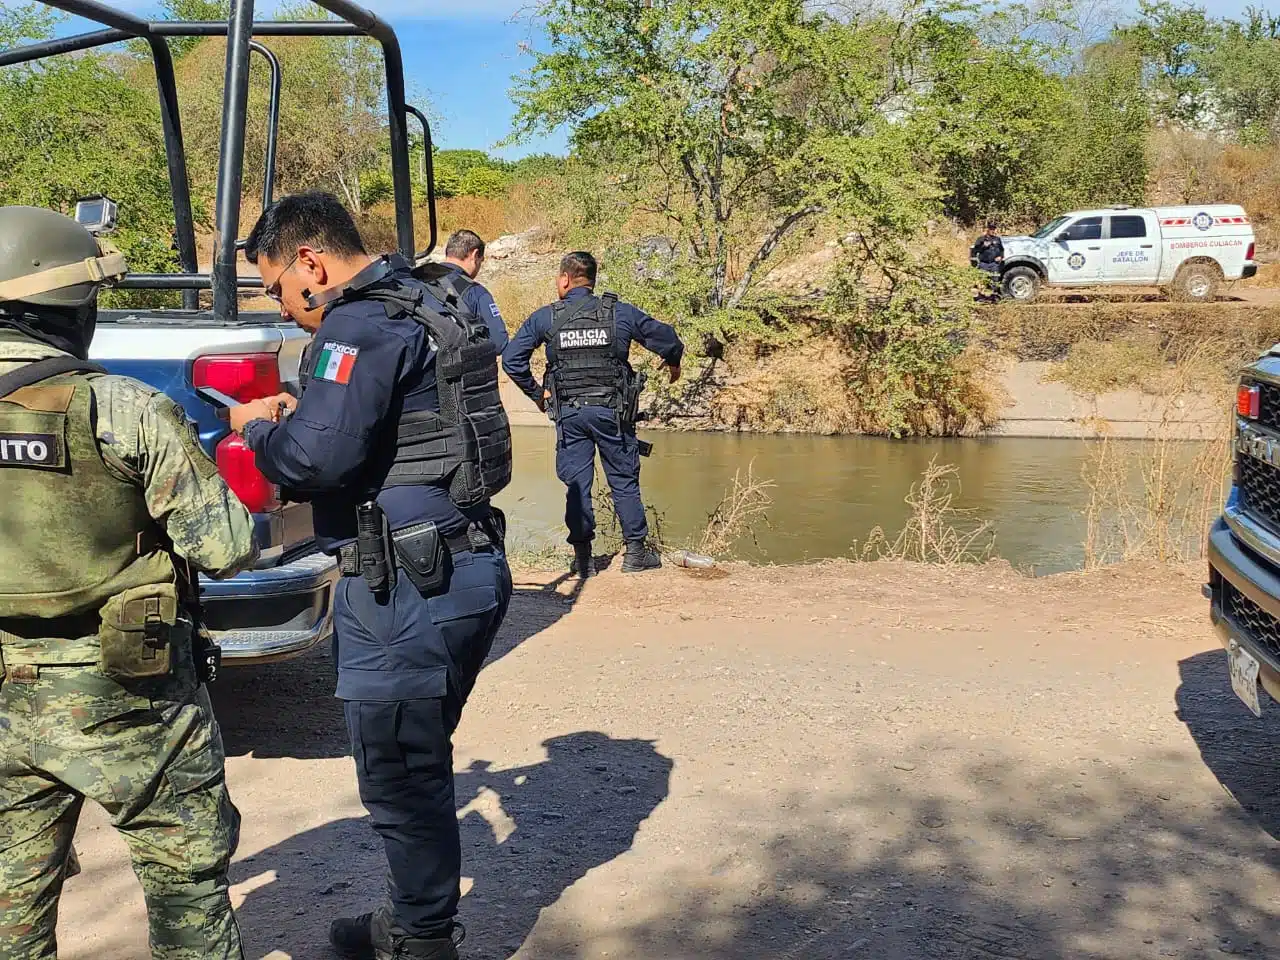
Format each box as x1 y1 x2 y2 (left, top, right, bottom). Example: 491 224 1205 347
997 204 1258 302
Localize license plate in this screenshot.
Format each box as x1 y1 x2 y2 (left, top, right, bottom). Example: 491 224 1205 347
1229 640 1263 718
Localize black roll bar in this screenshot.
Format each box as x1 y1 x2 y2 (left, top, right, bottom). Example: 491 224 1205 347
250 41 281 210
4 0 431 321
210 0 256 322
406 105 438 259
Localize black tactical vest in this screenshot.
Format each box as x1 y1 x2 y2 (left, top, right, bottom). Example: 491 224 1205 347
326 257 512 508
545 292 628 412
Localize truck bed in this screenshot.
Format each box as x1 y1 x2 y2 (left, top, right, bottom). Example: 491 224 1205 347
90 308 335 664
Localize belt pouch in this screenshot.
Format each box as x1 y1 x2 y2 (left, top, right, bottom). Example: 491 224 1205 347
393 522 448 596
98 583 179 680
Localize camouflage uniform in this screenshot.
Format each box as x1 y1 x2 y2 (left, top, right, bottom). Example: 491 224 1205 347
0 336 257 959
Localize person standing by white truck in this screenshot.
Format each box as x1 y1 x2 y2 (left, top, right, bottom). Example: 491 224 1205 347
997 204 1258 302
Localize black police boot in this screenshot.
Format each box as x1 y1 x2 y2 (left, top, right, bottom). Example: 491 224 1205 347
621 539 662 573
329 910 377 960
571 541 596 579
380 922 465 960
331 908 465 960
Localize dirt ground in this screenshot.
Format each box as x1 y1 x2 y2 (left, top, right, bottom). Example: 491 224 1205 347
53 560 1280 959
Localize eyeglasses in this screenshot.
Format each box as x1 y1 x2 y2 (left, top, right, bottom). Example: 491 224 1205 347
264 248 321 302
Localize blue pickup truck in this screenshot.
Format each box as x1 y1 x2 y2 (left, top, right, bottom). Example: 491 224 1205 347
88 312 337 664
2 0 442 665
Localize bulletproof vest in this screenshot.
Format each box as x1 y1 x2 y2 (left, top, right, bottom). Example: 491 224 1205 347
0 359 175 619
545 292 628 411
341 258 511 508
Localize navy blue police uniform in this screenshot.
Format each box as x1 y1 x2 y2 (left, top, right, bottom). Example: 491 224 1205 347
502 285 683 546
438 262 508 352
243 257 512 945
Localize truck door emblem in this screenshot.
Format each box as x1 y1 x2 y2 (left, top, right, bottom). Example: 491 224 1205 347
1068 252 1086 270
1193 211 1214 231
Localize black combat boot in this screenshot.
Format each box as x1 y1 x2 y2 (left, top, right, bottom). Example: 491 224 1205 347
330 908 464 960
330 910 377 960
381 930 462 960
571 541 596 578
621 539 661 573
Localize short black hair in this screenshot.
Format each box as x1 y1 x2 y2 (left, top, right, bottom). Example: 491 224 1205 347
986 219 998 230
445 229 485 260
244 191 367 265
559 251 597 286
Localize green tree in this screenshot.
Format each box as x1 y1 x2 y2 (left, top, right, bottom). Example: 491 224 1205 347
458 165 509 198
172 6 387 214
0 53 181 303
1205 8 1280 144
0 1 56 47
1121 0 1220 127
512 0 952 324
144 0 231 58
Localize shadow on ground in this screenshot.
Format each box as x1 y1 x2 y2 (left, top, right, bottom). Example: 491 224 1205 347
1178 648 1280 841
226 726 1280 959
233 731 672 959
517 751 1280 959
212 582 581 760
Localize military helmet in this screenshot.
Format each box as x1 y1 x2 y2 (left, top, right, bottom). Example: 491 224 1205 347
0 206 127 308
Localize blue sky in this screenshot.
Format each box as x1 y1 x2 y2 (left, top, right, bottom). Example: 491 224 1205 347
46 0 1279 159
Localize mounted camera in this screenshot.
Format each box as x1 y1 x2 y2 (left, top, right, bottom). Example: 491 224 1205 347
74 195 118 235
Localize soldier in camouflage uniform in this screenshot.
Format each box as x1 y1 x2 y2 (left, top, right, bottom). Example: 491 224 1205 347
0 206 258 959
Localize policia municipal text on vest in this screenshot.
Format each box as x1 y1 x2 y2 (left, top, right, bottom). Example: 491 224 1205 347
543 291 650 453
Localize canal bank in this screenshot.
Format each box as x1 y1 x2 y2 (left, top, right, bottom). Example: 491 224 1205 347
501 359 1229 442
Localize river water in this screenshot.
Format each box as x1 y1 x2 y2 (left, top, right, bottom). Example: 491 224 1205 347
493 427 1212 574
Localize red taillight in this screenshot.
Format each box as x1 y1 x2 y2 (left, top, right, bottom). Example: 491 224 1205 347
192 353 281 404
1238 383 1260 419
215 434 279 513
1247 242 1256 262
194 353 282 513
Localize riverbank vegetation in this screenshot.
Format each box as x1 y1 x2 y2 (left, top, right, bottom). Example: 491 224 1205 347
2 1 1279 434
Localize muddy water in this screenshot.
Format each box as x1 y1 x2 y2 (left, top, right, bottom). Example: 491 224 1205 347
494 427 1211 574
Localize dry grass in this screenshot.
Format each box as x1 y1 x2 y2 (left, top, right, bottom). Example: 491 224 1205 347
706 336 1003 437
1149 128 1280 250
1081 356 1235 570
984 301 1280 363
1045 334 1245 397
696 462 775 558
853 457 996 564
487 274 551 335
585 460 776 561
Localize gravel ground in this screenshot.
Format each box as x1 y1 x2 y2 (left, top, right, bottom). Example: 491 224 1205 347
54 560 1280 959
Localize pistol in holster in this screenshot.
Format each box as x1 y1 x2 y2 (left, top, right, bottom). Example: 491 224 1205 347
543 374 558 423
622 373 652 456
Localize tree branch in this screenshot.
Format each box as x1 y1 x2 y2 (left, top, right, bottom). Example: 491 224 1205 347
726 204 825 310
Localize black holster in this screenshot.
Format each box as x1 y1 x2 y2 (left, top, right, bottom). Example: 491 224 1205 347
392 521 448 596
356 501 396 598
177 557 220 684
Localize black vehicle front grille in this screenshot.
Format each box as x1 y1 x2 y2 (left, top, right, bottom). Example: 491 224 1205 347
1224 581 1280 662
1238 454 1280 535
1253 379 1280 433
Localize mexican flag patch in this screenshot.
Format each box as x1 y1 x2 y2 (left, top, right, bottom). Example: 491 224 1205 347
314 341 359 384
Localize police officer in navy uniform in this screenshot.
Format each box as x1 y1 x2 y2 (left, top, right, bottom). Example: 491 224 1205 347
970 220 1004 302
437 229 507 351
226 192 513 960
503 251 683 577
